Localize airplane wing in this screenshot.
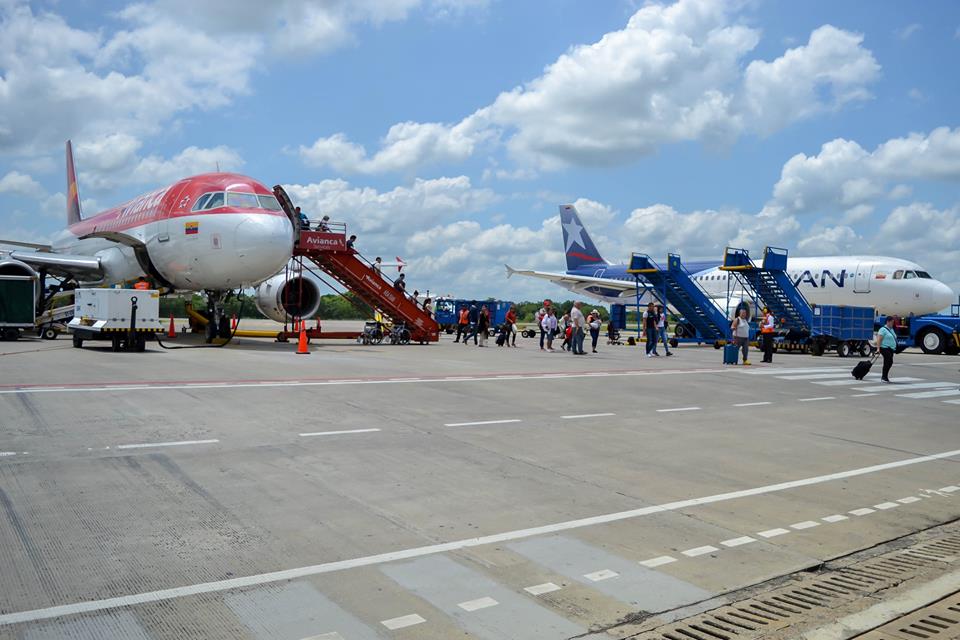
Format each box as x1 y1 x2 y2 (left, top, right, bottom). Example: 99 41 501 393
3 249 102 280
0 239 53 251
505 264 649 302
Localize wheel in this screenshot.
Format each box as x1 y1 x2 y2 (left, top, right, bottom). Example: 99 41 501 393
41 326 58 340
669 338 678 348
713 341 722 349
135 334 147 352
205 320 217 344
112 336 122 352
809 340 825 357
399 330 411 345
837 342 851 358
218 316 231 339
72 333 83 348
919 328 946 355
675 324 688 338
1 328 18 341
858 342 871 357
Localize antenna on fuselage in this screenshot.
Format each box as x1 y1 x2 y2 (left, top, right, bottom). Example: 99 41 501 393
216 161 221 173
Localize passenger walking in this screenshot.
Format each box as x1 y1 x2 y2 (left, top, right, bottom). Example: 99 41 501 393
655 304 672 356
732 307 751 366
643 303 659 357
543 308 558 351
454 306 469 342
373 256 383 277
761 307 775 363
346 235 357 250
560 313 572 351
536 304 548 350
477 306 490 347
464 304 480 346
505 305 518 347
423 296 432 317
295 206 310 230
318 215 331 231
393 273 406 293
588 309 601 353
570 301 586 355
876 315 897 383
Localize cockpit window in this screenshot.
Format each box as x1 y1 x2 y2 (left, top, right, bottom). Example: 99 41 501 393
191 193 212 211
893 270 903 280
205 192 225 209
257 195 282 211
916 271 932 279
903 270 917 279
225 192 260 208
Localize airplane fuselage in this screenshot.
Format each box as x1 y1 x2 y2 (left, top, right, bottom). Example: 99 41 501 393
565 256 954 317
52 173 294 291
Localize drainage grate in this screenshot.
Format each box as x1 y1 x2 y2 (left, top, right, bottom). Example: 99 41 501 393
854 592 960 638
634 528 960 640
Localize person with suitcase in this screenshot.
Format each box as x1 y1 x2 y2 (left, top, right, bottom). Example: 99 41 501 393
731 308 751 365
876 315 898 383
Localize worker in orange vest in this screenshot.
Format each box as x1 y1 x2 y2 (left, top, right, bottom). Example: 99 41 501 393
760 306 775 363
133 276 151 290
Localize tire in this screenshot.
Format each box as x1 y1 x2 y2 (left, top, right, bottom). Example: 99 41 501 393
399 330 411 345
112 336 122 352
669 338 679 348
919 328 946 355
218 316 231 339
675 324 688 338
837 342 851 358
72 333 83 348
858 342 871 357
809 340 825 357
41 326 58 340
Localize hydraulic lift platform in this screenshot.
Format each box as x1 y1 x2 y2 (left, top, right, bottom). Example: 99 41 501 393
720 247 812 334
627 253 731 345
276 187 439 344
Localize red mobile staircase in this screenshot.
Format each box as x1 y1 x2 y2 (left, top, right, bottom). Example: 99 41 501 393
275 186 439 343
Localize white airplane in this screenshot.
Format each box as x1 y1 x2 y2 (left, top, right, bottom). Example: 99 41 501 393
507 205 955 318
0 141 295 339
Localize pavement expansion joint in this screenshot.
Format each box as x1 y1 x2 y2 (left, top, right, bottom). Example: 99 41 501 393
627 520 960 640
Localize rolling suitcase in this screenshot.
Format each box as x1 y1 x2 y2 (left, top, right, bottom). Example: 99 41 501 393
852 354 877 380
495 330 507 347
723 343 739 365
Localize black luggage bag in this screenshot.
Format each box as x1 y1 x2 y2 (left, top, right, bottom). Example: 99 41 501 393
852 354 877 380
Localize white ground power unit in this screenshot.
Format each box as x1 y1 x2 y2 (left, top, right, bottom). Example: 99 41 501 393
68 288 163 351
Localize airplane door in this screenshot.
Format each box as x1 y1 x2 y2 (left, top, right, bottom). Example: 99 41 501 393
157 183 192 243
853 263 871 293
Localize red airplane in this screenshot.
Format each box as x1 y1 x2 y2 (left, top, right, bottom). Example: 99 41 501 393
1 141 297 340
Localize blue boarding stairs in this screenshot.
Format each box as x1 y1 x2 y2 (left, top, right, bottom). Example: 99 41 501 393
720 247 812 335
628 253 731 345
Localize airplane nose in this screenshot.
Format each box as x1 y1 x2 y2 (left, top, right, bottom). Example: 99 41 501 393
235 214 294 284
933 281 956 313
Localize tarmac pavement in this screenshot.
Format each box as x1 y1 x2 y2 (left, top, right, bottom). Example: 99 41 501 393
0 331 958 638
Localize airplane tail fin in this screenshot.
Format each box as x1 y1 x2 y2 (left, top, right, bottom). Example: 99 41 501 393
66 140 83 226
559 204 606 271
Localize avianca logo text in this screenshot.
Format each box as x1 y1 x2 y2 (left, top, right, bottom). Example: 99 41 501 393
791 269 846 288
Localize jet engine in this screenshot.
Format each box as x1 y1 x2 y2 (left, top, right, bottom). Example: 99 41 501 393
254 271 322 323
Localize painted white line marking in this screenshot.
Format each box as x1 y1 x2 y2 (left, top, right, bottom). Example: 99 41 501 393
758 528 790 538
791 521 820 530
742 367 846 375
333 380 362 383
444 419 522 427
299 429 381 437
798 397 835 402
682 545 719 557
302 633 345 640
851 393 877 397
897 496 922 504
720 536 756 548
381 614 426 630
640 556 677 568
733 401 772 407
860 382 955 393
945 399 960 405
561 413 615 419
899 389 960 399
850 508 875 516
584 569 618 582
822 515 849 523
458 596 498 612
656 406 701 413
7 447 960 627
940 486 959 493
0 452 16 457
778 373 853 380
524 582 561 596
874 502 899 510
115 439 219 450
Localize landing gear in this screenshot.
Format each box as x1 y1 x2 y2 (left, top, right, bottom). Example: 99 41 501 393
204 290 233 343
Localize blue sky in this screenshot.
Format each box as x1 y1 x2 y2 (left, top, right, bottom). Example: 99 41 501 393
1 0 958 300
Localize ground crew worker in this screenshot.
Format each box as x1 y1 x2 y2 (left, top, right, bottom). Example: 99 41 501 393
761 307 775 363
133 276 150 290
454 306 469 342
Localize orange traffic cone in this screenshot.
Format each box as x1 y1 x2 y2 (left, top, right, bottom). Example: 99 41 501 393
231 314 238 330
296 324 310 355
167 314 177 338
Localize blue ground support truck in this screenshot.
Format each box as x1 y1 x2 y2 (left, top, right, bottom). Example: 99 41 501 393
890 302 960 355
434 298 514 334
